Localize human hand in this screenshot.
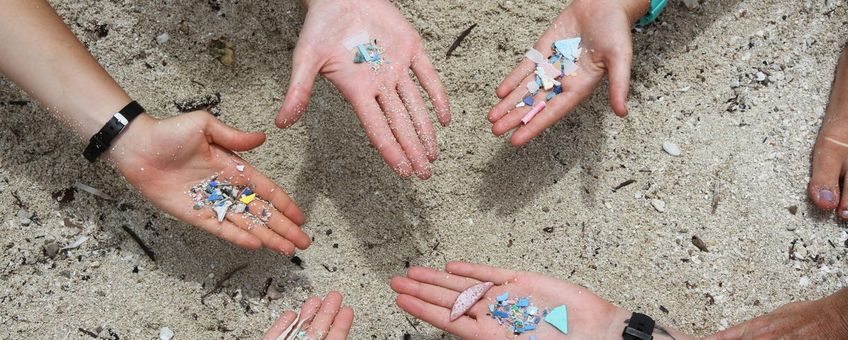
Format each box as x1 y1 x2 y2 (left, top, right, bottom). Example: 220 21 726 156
109 111 311 254
262 292 354 340
704 288 848 340
488 0 649 146
276 0 451 179
390 262 630 339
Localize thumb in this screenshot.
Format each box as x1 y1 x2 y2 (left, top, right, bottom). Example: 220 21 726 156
276 49 320 128
206 116 266 152
606 46 633 118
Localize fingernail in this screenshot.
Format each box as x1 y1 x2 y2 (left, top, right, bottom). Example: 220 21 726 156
820 189 835 202
840 210 848 219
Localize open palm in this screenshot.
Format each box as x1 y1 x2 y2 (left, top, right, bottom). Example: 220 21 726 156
111 111 310 254
488 0 639 147
391 262 629 339
276 0 451 179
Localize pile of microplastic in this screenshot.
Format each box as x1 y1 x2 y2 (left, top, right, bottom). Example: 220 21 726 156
517 37 583 124
343 30 386 70
188 175 270 224
488 292 548 335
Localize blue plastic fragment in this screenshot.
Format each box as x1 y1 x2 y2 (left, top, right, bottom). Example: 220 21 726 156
553 85 563 94
545 92 556 101
535 75 542 86
242 188 253 196
496 292 509 302
207 194 221 201
357 45 370 61
530 336 537 340
544 305 569 334
209 181 218 187
523 96 534 106
554 38 581 61
493 310 510 318
525 324 536 331
549 54 560 63
517 298 529 307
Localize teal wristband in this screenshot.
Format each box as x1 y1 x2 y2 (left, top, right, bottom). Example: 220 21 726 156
637 0 668 26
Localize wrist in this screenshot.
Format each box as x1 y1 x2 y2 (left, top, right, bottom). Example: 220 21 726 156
105 113 154 169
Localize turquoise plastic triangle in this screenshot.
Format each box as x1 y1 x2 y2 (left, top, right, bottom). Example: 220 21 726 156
544 305 569 334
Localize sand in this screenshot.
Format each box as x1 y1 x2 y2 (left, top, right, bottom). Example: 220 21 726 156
1 0 847 338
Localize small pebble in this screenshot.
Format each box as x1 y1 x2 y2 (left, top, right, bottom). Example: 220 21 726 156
43 241 60 258
651 199 666 213
662 141 682 156
159 327 174 340
156 33 170 44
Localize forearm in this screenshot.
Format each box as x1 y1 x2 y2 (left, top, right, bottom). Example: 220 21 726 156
0 0 133 140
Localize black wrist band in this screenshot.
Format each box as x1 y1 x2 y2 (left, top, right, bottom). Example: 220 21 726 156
623 312 655 340
83 101 145 162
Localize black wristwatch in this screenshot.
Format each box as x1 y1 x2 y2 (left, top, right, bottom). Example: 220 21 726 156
83 101 145 162
623 312 655 340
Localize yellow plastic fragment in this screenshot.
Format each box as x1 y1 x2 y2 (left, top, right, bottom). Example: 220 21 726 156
239 193 256 205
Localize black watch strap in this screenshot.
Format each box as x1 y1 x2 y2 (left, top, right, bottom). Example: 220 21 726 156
623 312 655 340
83 101 145 162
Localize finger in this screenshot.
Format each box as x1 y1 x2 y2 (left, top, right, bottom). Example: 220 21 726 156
245 197 310 252
445 262 518 285
325 307 354 340
405 266 481 292
262 311 298 340
300 296 323 321
276 47 321 128
377 90 432 179
231 163 307 226
606 49 632 117
227 206 297 255
491 86 546 135
205 114 267 152
194 209 262 249
411 52 451 126
350 97 413 178
509 73 600 147
395 295 478 339
398 77 439 161
495 35 556 99
305 292 343 339
488 74 533 124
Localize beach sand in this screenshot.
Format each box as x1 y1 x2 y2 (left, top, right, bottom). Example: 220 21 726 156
1 0 847 338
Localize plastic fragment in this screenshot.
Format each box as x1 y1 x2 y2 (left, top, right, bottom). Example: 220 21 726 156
74 182 113 200
527 80 540 95
231 203 247 214
515 101 526 108
450 282 494 321
523 96 535 106
214 202 232 222
561 59 579 76
61 236 89 250
159 327 174 340
544 305 569 334
236 164 245 172
542 63 562 78
496 292 509 302
342 30 370 50
545 92 556 101
663 141 682 156
521 101 547 125
554 38 582 61
489 293 547 335
240 193 256 205
525 48 546 64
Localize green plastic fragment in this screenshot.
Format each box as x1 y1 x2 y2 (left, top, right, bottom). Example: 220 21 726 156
544 305 568 334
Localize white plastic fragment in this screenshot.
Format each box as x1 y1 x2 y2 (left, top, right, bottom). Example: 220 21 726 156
515 101 526 108
342 30 370 50
561 59 579 76
275 315 299 340
231 203 247 214
61 236 89 250
527 80 540 94
662 141 682 156
213 202 233 222
156 33 170 44
525 48 546 64
651 199 666 213
74 182 113 200
159 327 174 340
554 37 582 61
236 164 245 172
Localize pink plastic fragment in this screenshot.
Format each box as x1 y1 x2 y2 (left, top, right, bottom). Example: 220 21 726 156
450 282 494 321
521 101 546 125
542 63 561 78
561 59 579 76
